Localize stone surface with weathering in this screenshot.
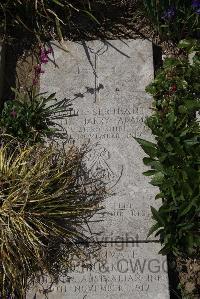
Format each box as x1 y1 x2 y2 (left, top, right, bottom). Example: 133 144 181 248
27 243 169 299
27 39 171 299
40 39 158 241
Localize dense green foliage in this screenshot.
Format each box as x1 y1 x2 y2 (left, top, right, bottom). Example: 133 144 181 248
0 143 106 298
0 89 71 144
136 39 200 256
142 0 200 41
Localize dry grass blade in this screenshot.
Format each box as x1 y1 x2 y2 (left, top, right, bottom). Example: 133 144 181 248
0 142 107 298
0 0 98 41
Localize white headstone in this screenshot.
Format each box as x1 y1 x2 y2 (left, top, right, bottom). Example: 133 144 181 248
40 39 159 241
27 39 170 299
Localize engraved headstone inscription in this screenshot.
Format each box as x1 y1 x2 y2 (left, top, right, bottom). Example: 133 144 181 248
27 243 169 299
27 39 170 299
39 39 159 240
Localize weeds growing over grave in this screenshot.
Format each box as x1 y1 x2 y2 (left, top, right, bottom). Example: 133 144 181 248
0 0 99 41
0 142 106 298
136 38 200 256
0 88 73 144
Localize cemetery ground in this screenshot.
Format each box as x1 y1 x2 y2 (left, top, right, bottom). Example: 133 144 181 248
0 1 200 299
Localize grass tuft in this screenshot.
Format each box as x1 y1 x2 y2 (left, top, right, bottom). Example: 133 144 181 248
0 141 107 297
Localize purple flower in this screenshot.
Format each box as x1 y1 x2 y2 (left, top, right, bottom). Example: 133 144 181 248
40 56 48 64
40 50 48 64
34 64 44 75
39 47 52 64
161 6 176 20
192 0 200 13
32 46 52 87
46 47 53 55
192 0 200 8
33 78 38 85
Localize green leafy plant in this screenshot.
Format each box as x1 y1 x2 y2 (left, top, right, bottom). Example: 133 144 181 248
136 39 200 256
0 142 106 297
0 88 72 144
141 0 200 41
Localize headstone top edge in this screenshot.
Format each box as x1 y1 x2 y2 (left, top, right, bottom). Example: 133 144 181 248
49 38 153 49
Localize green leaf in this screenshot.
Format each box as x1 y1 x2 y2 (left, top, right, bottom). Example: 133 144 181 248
52 0 64 7
148 160 163 171
178 105 188 114
178 39 199 53
151 206 165 227
134 138 157 158
184 100 200 111
179 80 188 89
184 137 199 146
155 192 164 199
177 223 194 230
159 245 170 255
167 112 176 127
160 205 177 212
55 18 63 41
145 84 157 95
163 58 180 68
46 93 57 101
193 54 200 66
147 223 161 238
180 196 199 216
83 10 100 24
143 157 155 166
143 170 157 176
150 172 164 186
